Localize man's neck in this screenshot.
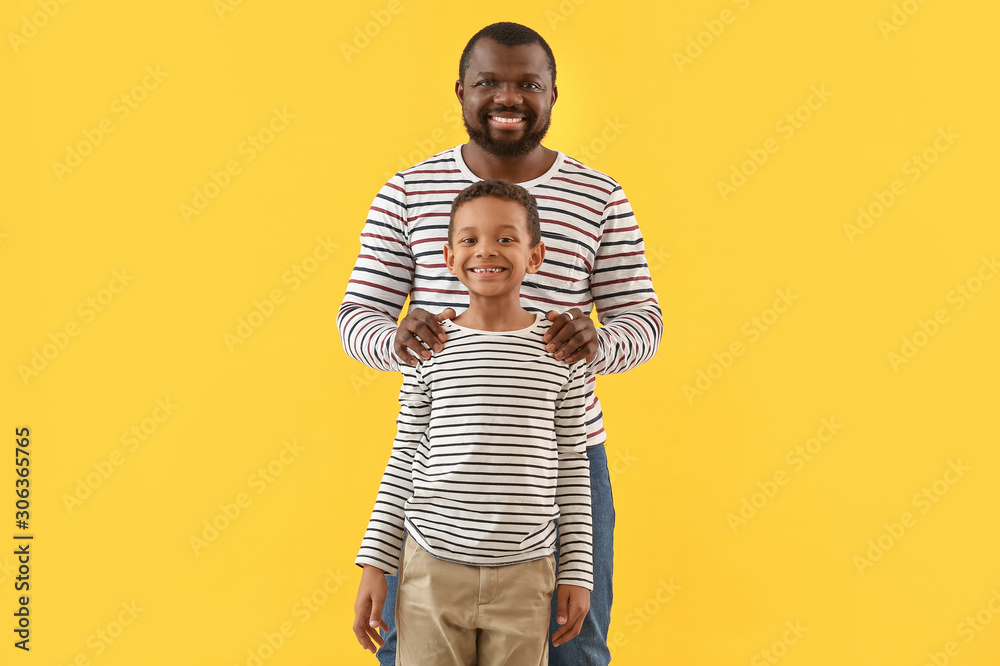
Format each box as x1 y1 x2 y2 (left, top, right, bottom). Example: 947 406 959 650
461 143 559 184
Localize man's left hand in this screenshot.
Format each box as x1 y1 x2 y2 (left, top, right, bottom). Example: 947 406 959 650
544 309 598 364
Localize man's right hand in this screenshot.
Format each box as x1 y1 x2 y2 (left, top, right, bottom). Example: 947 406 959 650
394 308 456 366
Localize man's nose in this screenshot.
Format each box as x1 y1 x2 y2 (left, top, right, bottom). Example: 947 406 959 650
493 84 523 106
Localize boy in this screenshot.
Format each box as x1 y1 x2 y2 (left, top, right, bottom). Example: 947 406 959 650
352 179 593 665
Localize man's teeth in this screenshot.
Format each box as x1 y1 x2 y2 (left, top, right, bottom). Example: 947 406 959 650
491 116 522 124
472 267 505 273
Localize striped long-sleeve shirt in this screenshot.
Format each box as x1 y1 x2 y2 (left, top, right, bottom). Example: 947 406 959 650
338 145 662 449
356 314 594 589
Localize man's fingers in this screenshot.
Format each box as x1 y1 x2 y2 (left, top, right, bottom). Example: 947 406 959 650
411 310 448 344
436 308 457 325
563 339 599 365
543 310 566 342
409 320 445 352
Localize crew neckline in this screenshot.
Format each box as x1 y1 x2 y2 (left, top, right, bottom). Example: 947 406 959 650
445 311 543 335
453 145 565 189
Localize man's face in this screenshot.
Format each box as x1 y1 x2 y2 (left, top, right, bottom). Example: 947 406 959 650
457 39 557 159
444 196 545 299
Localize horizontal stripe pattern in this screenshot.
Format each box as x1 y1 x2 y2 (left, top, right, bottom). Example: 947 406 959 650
337 145 663 448
357 316 593 589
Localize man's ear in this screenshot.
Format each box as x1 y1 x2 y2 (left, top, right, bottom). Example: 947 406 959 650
455 79 464 104
443 243 457 275
525 241 546 274
551 83 558 107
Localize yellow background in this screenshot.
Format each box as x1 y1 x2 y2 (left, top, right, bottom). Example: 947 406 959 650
3 0 999 664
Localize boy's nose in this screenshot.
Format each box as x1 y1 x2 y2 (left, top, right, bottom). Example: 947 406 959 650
476 242 498 257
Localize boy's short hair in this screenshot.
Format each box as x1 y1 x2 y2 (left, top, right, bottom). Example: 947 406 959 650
448 180 542 246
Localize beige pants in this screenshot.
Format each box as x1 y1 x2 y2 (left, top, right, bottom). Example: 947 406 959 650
396 537 556 666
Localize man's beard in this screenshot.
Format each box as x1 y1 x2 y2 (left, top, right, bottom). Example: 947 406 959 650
463 105 551 159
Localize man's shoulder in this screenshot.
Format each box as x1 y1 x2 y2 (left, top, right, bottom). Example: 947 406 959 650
393 146 463 182
554 152 623 194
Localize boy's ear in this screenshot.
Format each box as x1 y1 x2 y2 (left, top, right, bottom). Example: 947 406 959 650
525 241 545 274
443 243 457 274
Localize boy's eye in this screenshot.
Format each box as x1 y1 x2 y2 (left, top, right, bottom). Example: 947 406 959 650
498 237 513 243
460 238 476 244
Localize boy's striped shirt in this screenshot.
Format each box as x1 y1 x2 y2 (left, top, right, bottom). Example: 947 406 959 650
356 315 594 589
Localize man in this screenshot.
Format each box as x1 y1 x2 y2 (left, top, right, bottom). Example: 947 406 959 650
339 21 662 666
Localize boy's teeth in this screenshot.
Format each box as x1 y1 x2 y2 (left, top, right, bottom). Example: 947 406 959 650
472 267 504 273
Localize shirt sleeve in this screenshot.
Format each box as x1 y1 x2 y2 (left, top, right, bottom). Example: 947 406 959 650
356 364 430 573
337 174 413 373
589 184 663 376
553 360 594 589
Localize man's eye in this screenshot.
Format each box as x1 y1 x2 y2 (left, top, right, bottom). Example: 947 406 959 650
475 80 495 86
522 82 541 90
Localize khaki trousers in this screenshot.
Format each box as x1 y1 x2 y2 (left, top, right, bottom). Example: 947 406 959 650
396 537 556 666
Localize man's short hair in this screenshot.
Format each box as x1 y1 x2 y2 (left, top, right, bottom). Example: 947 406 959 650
449 180 542 246
459 22 557 85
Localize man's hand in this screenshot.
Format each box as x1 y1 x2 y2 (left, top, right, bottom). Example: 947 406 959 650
353 565 389 653
544 309 598 364
551 583 591 647
394 308 457 366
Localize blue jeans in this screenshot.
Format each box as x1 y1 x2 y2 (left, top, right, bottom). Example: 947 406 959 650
376 444 615 666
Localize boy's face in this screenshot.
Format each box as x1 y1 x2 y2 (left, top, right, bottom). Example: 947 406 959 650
444 196 545 299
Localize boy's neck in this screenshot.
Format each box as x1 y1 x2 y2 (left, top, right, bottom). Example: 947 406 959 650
454 294 536 331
